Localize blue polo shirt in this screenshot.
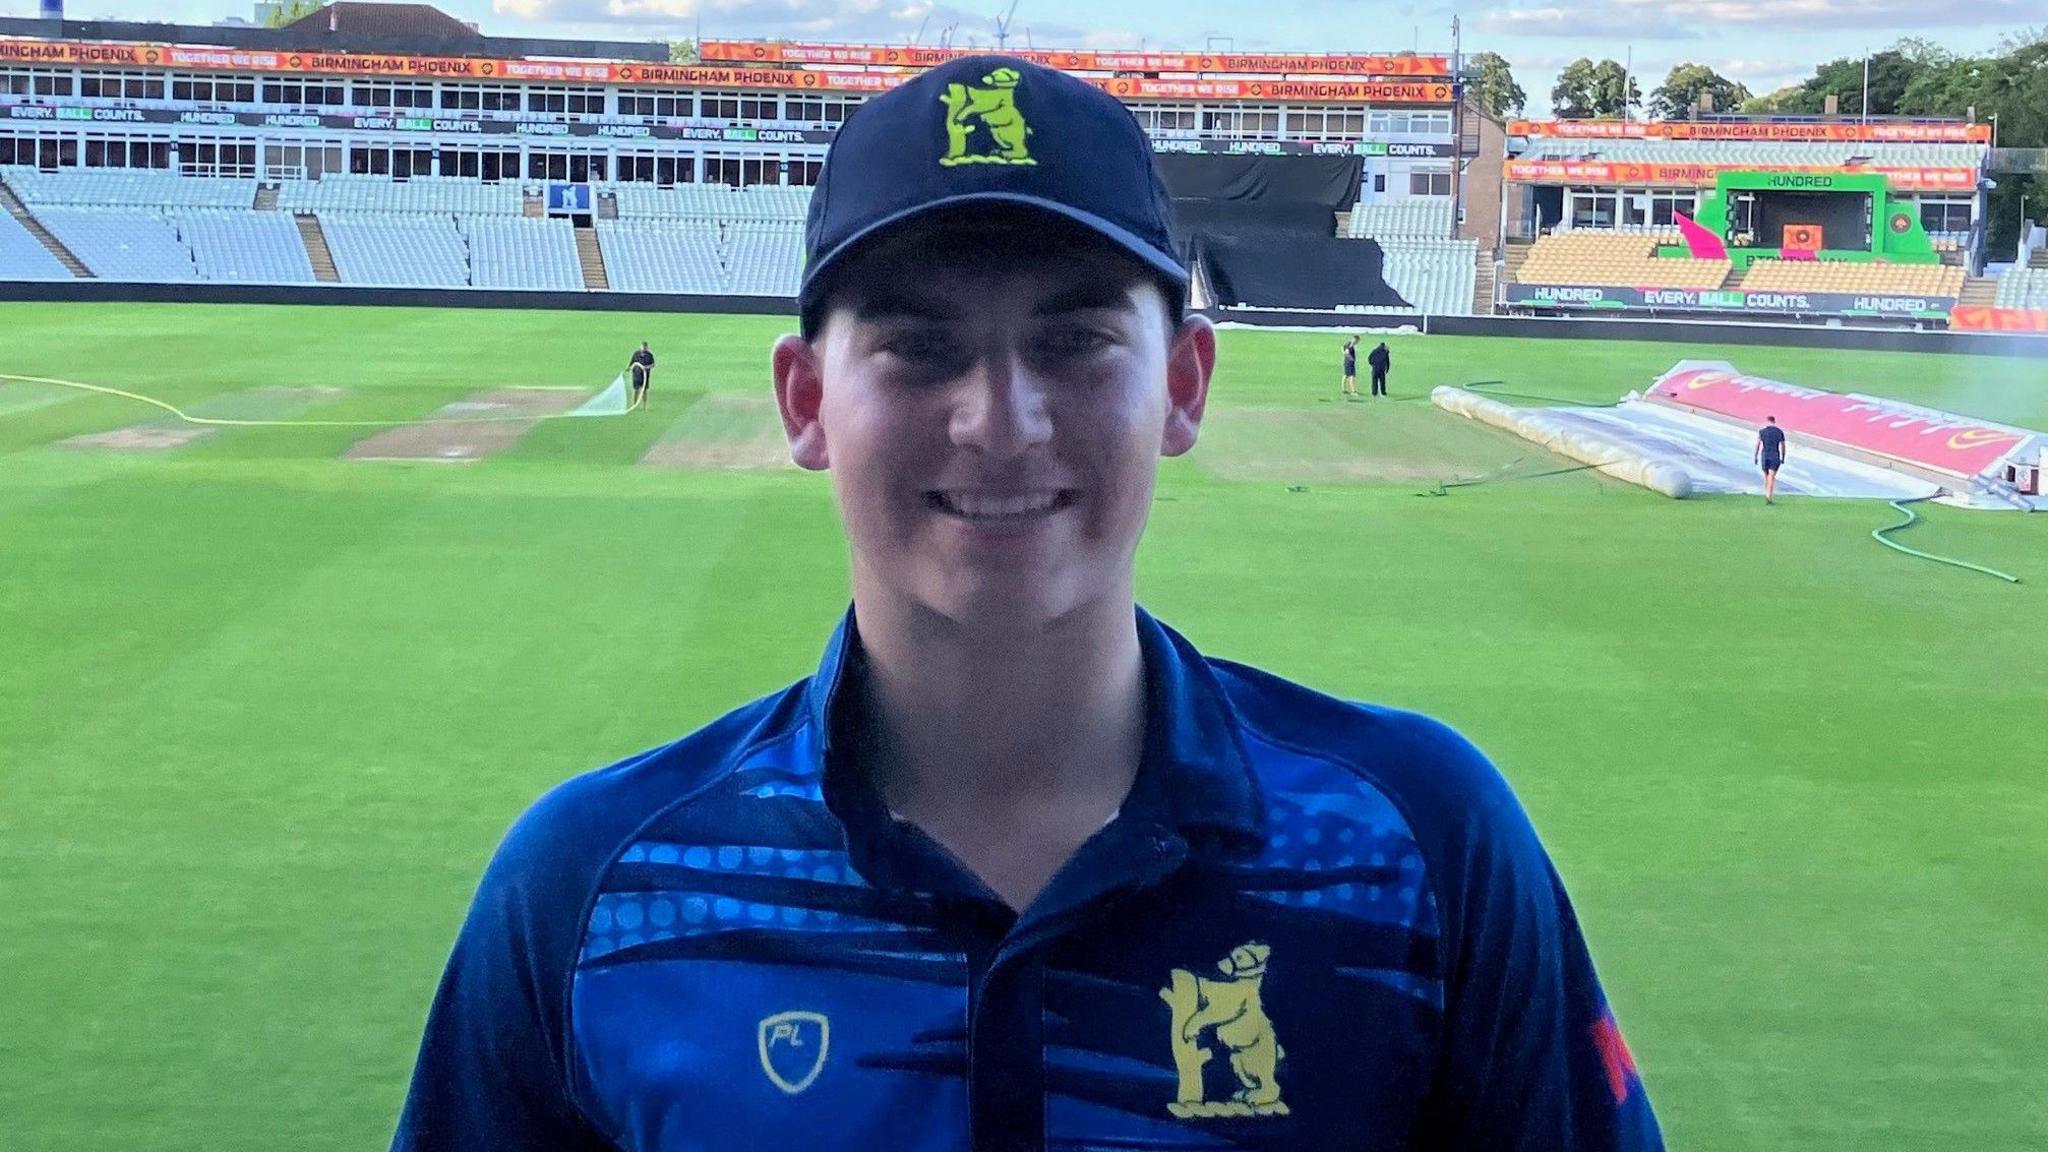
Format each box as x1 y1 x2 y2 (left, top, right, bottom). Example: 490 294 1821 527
392 609 1662 1151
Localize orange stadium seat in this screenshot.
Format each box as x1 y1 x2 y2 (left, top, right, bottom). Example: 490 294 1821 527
1742 260 1965 298
1516 230 1729 290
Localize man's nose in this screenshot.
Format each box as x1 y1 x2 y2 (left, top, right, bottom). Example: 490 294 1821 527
949 352 1053 457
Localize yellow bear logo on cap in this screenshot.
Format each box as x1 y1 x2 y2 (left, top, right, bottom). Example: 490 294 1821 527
938 68 1037 167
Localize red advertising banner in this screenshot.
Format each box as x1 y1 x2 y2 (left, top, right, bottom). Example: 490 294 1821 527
1948 306 2048 333
700 39 1451 77
0 37 1450 101
1651 362 2034 478
1097 76 1451 103
1506 118 1991 143
1503 158 1976 192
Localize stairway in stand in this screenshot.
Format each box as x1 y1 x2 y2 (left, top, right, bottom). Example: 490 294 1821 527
293 214 340 283
1471 251 1496 314
0 180 90 277
1501 238 1531 285
575 221 609 291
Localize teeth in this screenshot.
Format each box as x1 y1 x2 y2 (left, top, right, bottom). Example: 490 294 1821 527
939 491 1063 519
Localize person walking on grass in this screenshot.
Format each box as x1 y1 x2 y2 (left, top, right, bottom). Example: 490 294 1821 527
1755 415 1787 504
1368 340 1392 398
1342 336 1361 400
392 55 1663 1152
628 342 655 410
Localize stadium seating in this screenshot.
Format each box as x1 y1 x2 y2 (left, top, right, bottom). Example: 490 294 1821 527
732 184 812 223
1993 266 2048 309
1517 230 1730 289
595 217 725 294
1743 259 1964 297
0 210 71 280
31 207 198 281
178 209 316 284
1347 198 1454 239
318 212 469 287
2 167 256 209
726 221 805 296
278 176 524 216
1343 198 1472 314
1377 237 1477 314
463 215 581 290
602 182 811 223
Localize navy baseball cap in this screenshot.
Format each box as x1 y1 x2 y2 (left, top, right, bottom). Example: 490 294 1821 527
798 55 1185 333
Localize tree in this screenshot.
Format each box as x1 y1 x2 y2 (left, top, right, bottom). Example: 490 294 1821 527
1550 58 1640 120
1741 85 1803 114
263 0 322 28
667 39 698 63
1778 50 1919 116
1648 63 1752 120
1786 32 2048 252
1468 52 1526 120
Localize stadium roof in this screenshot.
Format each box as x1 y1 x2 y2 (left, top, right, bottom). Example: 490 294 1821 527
0 6 666 62
280 3 476 41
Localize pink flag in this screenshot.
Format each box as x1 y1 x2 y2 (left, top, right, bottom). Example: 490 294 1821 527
1673 211 1727 260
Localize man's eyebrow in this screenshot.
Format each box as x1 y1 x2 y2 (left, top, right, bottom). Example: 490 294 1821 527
1033 283 1138 316
850 291 959 323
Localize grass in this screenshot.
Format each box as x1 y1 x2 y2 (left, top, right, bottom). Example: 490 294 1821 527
1 302 2044 1151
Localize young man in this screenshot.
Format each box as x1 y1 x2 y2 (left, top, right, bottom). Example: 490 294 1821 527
1368 340 1392 397
391 56 1662 1152
1341 335 1360 400
627 342 655 410
1755 415 1787 504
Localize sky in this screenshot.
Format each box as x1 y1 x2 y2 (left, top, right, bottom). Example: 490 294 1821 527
2 0 2037 115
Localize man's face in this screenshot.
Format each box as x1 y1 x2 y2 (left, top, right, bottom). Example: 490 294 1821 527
773 216 1214 633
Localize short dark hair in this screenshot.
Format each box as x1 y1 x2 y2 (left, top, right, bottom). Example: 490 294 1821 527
1767 416 1776 423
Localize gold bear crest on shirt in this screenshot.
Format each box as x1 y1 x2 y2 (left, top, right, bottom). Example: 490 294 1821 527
1159 942 1289 1118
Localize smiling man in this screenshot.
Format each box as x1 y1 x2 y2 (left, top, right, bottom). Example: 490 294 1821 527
391 56 1663 1152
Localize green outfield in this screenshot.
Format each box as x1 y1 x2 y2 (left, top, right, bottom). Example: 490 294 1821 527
1 301 2043 1151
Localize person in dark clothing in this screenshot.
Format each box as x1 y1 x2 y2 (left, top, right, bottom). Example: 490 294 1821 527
1341 337 1360 400
1368 341 1392 397
1754 415 1788 504
628 342 655 410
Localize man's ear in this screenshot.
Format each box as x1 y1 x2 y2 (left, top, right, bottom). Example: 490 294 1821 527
1160 314 1215 458
772 333 830 471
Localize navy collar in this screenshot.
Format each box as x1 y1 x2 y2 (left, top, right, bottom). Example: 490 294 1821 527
802 604 1267 901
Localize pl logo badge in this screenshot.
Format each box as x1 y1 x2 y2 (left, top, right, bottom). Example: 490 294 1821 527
757 1010 831 1095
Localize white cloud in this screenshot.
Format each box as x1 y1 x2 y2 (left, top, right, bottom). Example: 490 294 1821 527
1479 0 2042 39
1475 4 1696 40
1711 57 1805 93
489 0 1131 43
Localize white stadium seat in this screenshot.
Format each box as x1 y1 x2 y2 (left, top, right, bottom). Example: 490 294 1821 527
596 218 726 294
178 209 316 284
319 212 470 287
0 208 72 280
30 207 198 281
464 215 582 290
1994 266 2048 309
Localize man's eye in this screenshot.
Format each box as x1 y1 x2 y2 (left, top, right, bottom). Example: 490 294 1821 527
1040 326 1114 356
879 332 947 362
